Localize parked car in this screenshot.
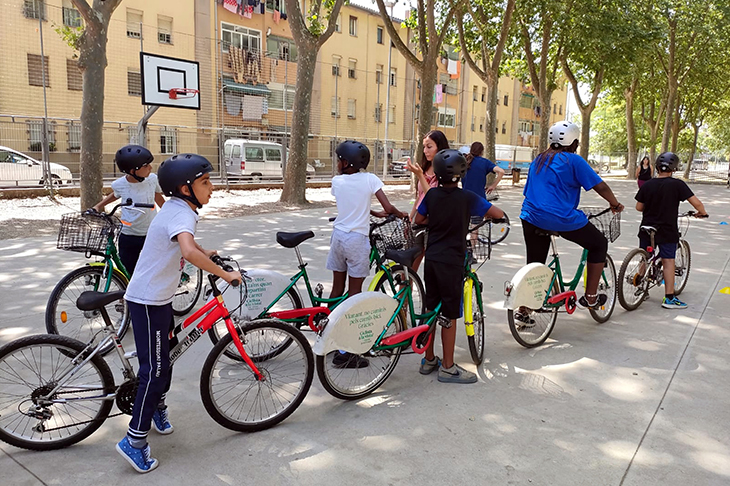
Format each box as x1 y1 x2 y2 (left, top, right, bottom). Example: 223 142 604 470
0 146 73 186
388 156 411 177
223 139 314 180
587 158 610 174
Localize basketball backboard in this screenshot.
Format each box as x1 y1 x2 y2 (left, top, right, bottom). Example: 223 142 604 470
140 52 200 110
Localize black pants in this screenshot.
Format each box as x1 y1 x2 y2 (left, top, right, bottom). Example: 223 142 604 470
522 219 608 264
118 233 146 276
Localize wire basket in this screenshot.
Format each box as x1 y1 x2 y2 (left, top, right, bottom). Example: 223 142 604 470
57 212 122 256
580 207 621 243
369 216 416 253
467 221 492 262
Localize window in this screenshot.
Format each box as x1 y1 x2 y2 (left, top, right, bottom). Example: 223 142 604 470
390 68 397 87
127 9 142 38
375 64 383 84
27 120 55 151
348 59 357 79
481 87 486 102
221 23 261 53
127 71 141 96
158 15 173 44
553 103 557 114
388 105 395 124
332 56 341 76
268 84 295 110
67 122 81 152
66 59 82 91
519 95 533 109
160 128 177 154
503 94 509 106
232 145 241 157
479 117 485 132
331 96 340 117
437 108 455 128
335 14 341 33
349 16 357 36
377 26 384 44
265 148 282 161
265 0 286 14
374 103 382 123
245 147 264 161
439 74 458 95
472 86 478 101
347 99 356 119
267 36 297 61
471 116 475 132
23 0 45 20
559 105 563 115
27 54 50 87
62 1 82 28
495 124 499 133
502 122 506 134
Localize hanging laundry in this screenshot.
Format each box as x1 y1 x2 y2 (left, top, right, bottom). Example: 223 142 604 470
223 0 238 14
229 46 246 83
224 92 242 116
450 61 461 80
280 12 287 20
242 95 264 121
447 59 458 76
262 97 269 115
434 84 443 104
273 10 281 24
243 5 253 18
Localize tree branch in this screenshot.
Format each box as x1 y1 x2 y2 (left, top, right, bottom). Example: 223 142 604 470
457 15 486 81
435 5 458 52
491 0 516 71
561 57 586 112
416 0 428 55
315 0 346 48
426 0 436 48
374 0 423 70
462 0 492 67
284 0 315 45
520 22 540 92
70 0 94 24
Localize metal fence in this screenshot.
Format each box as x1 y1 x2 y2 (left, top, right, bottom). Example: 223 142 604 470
589 151 730 184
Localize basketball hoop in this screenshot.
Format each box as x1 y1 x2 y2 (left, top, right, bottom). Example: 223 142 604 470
168 88 199 100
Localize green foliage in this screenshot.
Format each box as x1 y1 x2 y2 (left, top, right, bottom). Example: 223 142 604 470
307 0 347 36
591 97 629 154
53 23 83 57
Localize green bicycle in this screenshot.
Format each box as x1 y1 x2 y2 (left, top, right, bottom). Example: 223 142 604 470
45 199 203 354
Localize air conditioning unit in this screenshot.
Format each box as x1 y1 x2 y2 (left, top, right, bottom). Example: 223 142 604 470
332 65 340 76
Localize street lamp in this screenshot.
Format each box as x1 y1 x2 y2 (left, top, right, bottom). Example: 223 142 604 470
382 0 396 180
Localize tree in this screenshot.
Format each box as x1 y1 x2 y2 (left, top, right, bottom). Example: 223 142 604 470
70 0 123 210
455 0 516 162
281 0 346 204
374 0 458 164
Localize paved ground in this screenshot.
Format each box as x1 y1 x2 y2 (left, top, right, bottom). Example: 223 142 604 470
1 180 729 485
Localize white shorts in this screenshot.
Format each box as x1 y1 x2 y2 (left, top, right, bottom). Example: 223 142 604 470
326 228 371 278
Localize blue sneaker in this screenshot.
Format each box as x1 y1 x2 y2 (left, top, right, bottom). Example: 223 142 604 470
662 296 688 309
152 407 174 435
116 436 158 473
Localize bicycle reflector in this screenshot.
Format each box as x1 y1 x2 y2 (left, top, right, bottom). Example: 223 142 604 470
60 311 68 323
647 246 654 254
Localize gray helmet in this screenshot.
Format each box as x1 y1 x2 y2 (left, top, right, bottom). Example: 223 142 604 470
158 153 213 208
335 140 370 170
655 152 679 172
432 149 467 183
115 145 154 181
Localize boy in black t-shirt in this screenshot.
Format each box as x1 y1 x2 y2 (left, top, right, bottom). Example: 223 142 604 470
635 152 707 309
414 149 504 383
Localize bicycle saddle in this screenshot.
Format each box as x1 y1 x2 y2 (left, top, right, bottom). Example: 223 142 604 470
640 225 657 234
384 247 422 267
535 229 560 237
276 231 315 248
76 290 126 311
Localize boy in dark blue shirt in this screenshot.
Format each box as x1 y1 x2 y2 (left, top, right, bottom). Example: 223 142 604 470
414 149 504 384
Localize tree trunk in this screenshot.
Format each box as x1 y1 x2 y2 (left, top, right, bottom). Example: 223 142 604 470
578 111 591 159
415 60 438 164
77 22 109 210
671 103 680 152
683 123 699 179
280 41 317 204
625 80 638 180
537 90 553 153
484 71 498 161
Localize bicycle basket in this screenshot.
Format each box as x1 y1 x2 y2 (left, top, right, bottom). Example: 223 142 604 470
57 212 122 255
370 216 416 253
580 207 621 243
467 220 492 262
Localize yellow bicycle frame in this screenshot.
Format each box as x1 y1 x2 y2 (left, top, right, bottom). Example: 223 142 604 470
88 262 129 285
463 277 474 337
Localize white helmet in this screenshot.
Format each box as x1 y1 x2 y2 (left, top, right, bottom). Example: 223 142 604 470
548 121 580 147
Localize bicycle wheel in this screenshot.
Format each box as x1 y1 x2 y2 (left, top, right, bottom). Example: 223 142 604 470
372 264 426 316
490 213 511 245
617 248 651 311
200 319 314 432
674 239 691 296
316 311 406 400
589 254 617 323
507 281 559 348
172 262 203 316
465 278 485 365
45 265 130 355
0 334 114 451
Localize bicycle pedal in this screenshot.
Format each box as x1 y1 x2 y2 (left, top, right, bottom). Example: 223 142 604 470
436 315 452 328
314 283 324 299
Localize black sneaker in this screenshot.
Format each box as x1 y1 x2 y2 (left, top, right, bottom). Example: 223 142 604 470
332 352 369 369
514 311 536 328
577 294 608 310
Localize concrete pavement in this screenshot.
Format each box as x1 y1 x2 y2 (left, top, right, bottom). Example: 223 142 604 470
1 180 729 485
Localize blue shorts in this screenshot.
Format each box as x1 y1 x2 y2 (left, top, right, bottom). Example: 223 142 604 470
639 236 676 259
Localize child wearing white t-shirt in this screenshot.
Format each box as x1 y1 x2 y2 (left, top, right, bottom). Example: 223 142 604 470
116 154 241 474
93 145 165 275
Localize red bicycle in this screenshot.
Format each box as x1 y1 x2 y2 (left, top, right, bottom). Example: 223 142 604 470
0 256 314 451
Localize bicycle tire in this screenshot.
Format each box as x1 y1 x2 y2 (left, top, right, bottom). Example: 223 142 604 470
490 213 511 245
200 319 314 432
465 277 485 365
209 287 303 361
45 265 130 355
617 248 651 311
674 239 691 296
507 281 559 348
316 311 406 400
372 264 426 316
0 334 114 451
589 254 617 323
172 264 203 316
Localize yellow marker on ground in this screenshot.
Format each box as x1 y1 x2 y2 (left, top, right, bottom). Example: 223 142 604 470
719 287 730 295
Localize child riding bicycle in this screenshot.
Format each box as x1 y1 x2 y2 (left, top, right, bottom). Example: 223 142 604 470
117 154 241 473
635 152 708 309
92 145 166 275
414 149 504 384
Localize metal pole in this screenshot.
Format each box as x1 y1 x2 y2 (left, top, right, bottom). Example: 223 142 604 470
375 75 381 174
333 67 338 176
39 12 53 196
381 2 395 180
282 55 288 177
214 6 229 189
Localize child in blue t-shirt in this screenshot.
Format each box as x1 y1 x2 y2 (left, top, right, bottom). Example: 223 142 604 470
116 154 241 474
414 149 504 384
93 145 166 275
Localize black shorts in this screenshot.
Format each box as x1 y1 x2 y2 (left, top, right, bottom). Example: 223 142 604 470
424 260 464 319
522 219 608 265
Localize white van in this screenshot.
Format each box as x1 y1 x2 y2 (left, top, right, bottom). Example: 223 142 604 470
223 139 314 180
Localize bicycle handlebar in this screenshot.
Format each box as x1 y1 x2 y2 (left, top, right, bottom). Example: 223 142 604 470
679 211 708 218
210 254 240 287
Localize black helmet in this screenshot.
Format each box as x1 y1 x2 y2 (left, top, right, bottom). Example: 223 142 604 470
655 152 679 172
433 149 467 183
336 140 370 170
115 145 154 181
158 154 213 208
